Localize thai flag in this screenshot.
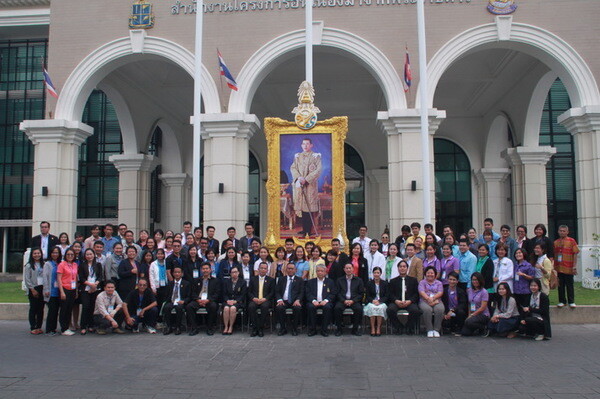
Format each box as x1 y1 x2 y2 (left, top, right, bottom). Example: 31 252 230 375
43 68 59 99
403 47 412 93
218 50 238 91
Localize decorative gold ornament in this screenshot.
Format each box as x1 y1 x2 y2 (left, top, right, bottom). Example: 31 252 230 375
292 81 320 130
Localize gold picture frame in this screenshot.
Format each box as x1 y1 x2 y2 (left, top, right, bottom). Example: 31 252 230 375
263 116 349 253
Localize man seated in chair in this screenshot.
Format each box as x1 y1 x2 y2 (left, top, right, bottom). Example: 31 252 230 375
122 278 158 334
275 263 304 336
248 262 275 337
306 264 336 337
163 266 191 335
387 260 421 335
334 263 365 336
187 262 221 336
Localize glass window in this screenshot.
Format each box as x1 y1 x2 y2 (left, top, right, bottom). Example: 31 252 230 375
434 139 472 235
539 79 577 241
78 90 123 219
0 39 47 220
345 144 365 239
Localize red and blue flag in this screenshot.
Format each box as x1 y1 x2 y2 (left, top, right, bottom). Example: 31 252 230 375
218 50 238 91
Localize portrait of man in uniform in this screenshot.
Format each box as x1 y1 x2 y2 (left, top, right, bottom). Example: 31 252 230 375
279 133 332 239
291 138 322 236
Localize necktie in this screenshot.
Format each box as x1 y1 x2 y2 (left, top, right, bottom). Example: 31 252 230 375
172 282 179 303
202 280 208 294
258 277 264 299
285 277 292 301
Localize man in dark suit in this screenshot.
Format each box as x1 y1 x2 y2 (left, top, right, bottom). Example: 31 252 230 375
247 262 275 337
31 221 59 260
187 262 221 336
166 240 186 281
334 263 365 336
221 226 241 254
163 266 192 335
275 263 304 336
306 264 336 337
205 226 220 254
387 260 421 335
240 222 261 253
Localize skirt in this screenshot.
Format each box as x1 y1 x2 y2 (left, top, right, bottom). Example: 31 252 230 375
364 302 388 319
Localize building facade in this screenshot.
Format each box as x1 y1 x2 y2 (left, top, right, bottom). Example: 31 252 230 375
1 0 599 277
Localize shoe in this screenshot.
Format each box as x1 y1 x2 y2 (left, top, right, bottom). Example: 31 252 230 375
335 329 342 337
207 329 214 336
534 334 545 341
222 331 228 335
61 330 75 336
291 330 298 336
557 302 565 308
321 330 329 337
257 329 264 337
174 328 181 335
506 331 517 339
147 327 157 334
352 329 361 337
427 331 434 338
163 327 173 335
277 329 287 336
189 328 199 336
569 303 577 308
307 330 316 337
96 329 106 335
376 333 381 337
433 331 440 338
133 326 139 333
45 331 57 336
481 328 490 338
453 332 462 337
370 333 375 337
250 330 257 337
113 328 125 334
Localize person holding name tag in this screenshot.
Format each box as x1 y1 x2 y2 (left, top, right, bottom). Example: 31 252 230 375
78 248 103 335
23 247 45 335
460 272 490 336
57 248 79 336
43 247 62 336
186 263 221 336
93 280 125 334
123 278 158 333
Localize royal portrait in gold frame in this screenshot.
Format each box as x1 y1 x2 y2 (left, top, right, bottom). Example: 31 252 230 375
263 116 349 253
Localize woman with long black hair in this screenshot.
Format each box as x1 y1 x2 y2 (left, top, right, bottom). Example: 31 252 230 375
23 247 45 335
78 248 103 334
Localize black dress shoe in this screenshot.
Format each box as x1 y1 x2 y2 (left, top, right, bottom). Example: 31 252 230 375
352 329 362 337
370 333 375 337
277 329 287 336
291 330 298 336
250 330 258 337
335 329 342 337
307 330 316 337
258 329 264 337
163 327 173 335
189 328 199 336
174 328 181 335
321 330 329 337
207 329 214 336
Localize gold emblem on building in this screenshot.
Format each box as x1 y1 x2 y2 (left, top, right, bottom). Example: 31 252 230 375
129 0 155 29
487 0 517 15
292 81 320 130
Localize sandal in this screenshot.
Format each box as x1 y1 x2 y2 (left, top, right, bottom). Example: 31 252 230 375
80 329 87 335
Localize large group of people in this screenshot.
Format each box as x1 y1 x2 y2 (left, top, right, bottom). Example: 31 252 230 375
23 218 578 341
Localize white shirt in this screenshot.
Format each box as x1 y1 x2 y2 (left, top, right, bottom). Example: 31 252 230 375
366 250 386 279
494 257 515 290
241 264 251 283
41 235 49 259
172 279 182 303
317 278 324 302
346 277 352 299
352 236 372 254
283 276 293 301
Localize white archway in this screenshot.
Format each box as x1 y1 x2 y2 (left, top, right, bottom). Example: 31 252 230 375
55 35 220 121
96 82 138 154
485 113 513 168
523 71 560 147
421 22 600 110
228 27 406 113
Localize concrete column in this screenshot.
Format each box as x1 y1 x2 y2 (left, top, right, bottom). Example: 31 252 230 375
109 153 158 234
365 169 390 235
474 168 510 228
558 106 600 282
377 109 445 238
201 113 260 236
20 119 93 236
159 173 190 231
502 146 556 234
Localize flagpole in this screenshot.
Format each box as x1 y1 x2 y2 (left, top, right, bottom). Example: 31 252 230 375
192 0 204 229
305 0 313 84
417 0 431 225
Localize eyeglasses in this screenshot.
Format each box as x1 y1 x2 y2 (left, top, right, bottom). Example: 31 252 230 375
138 284 147 287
